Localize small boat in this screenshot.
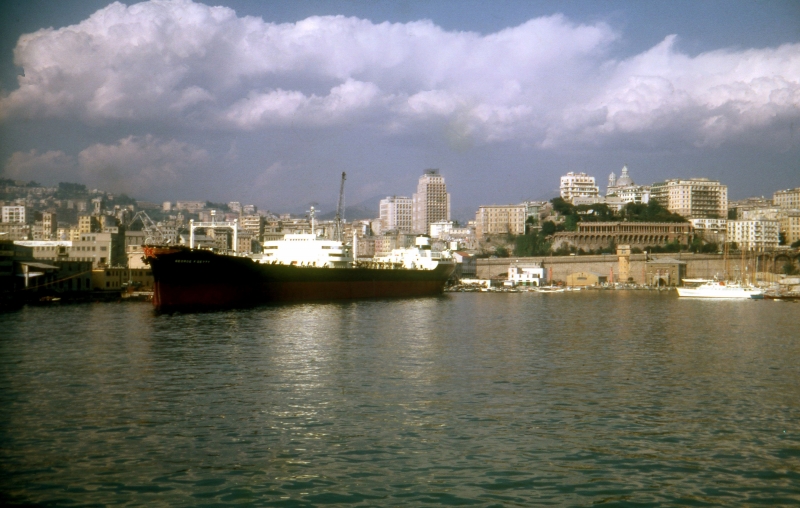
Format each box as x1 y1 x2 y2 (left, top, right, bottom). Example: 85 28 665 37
534 286 565 293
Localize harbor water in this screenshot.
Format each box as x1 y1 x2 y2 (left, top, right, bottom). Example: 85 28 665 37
2 292 799 506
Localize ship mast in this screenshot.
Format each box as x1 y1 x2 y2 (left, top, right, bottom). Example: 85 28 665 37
334 172 346 242
308 206 316 236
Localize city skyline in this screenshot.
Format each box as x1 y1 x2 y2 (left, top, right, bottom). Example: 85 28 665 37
1 0 799 214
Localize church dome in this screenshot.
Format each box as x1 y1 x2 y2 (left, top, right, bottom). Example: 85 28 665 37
616 165 634 187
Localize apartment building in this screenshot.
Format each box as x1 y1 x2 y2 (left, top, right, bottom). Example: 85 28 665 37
560 172 599 203
650 178 727 219
773 187 800 209
380 196 412 232
691 218 727 244
240 214 265 242
780 211 800 245
727 220 780 251
1 205 27 224
475 204 527 239
412 169 450 234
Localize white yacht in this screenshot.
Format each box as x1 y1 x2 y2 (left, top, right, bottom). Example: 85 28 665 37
676 280 764 299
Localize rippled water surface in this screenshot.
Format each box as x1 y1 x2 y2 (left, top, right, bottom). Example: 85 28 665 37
2 292 799 506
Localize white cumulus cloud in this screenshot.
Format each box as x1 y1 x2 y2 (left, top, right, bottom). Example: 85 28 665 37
0 0 798 150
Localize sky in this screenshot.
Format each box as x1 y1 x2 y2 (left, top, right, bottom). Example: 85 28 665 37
1 0 799 220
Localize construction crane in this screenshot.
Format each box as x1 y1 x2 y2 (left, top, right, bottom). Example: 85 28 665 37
128 211 170 245
333 171 346 242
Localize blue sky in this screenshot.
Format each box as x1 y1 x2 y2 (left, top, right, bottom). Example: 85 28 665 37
1 0 799 219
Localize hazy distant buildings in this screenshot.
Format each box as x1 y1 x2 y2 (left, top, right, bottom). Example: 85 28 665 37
175 201 206 213
560 172 599 203
412 169 450 234
650 178 727 219
379 196 412 232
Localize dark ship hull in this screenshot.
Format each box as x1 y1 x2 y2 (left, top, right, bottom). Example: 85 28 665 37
144 246 455 311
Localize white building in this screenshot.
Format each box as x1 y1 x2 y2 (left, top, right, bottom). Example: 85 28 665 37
15 232 119 268
2 205 27 224
727 220 780 251
606 166 650 206
429 221 454 239
560 172 599 203
507 264 545 286
650 178 728 219
412 169 450 234
379 195 412 232
691 218 727 244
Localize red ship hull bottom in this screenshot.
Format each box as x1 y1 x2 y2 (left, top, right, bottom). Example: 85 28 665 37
146 246 454 311
152 279 448 311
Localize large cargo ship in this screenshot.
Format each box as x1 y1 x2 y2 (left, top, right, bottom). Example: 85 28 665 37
144 234 455 312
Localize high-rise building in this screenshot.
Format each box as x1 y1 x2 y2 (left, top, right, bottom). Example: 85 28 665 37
379 196 412 232
412 169 450 234
649 178 727 219
560 172 599 203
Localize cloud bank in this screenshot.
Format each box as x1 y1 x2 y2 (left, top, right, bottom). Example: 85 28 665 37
2 0 796 149
5 136 207 194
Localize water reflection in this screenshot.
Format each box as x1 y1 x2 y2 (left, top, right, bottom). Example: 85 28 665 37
1 294 799 506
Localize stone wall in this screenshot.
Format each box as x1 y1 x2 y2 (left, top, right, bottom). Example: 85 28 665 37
477 254 732 284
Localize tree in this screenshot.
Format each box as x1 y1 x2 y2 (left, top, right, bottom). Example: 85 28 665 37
550 197 574 216
564 214 580 231
540 221 556 237
782 262 799 275
792 239 800 249
205 201 231 212
513 232 551 256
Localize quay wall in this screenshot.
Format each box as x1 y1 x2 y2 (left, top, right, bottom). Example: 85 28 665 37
477 254 736 284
